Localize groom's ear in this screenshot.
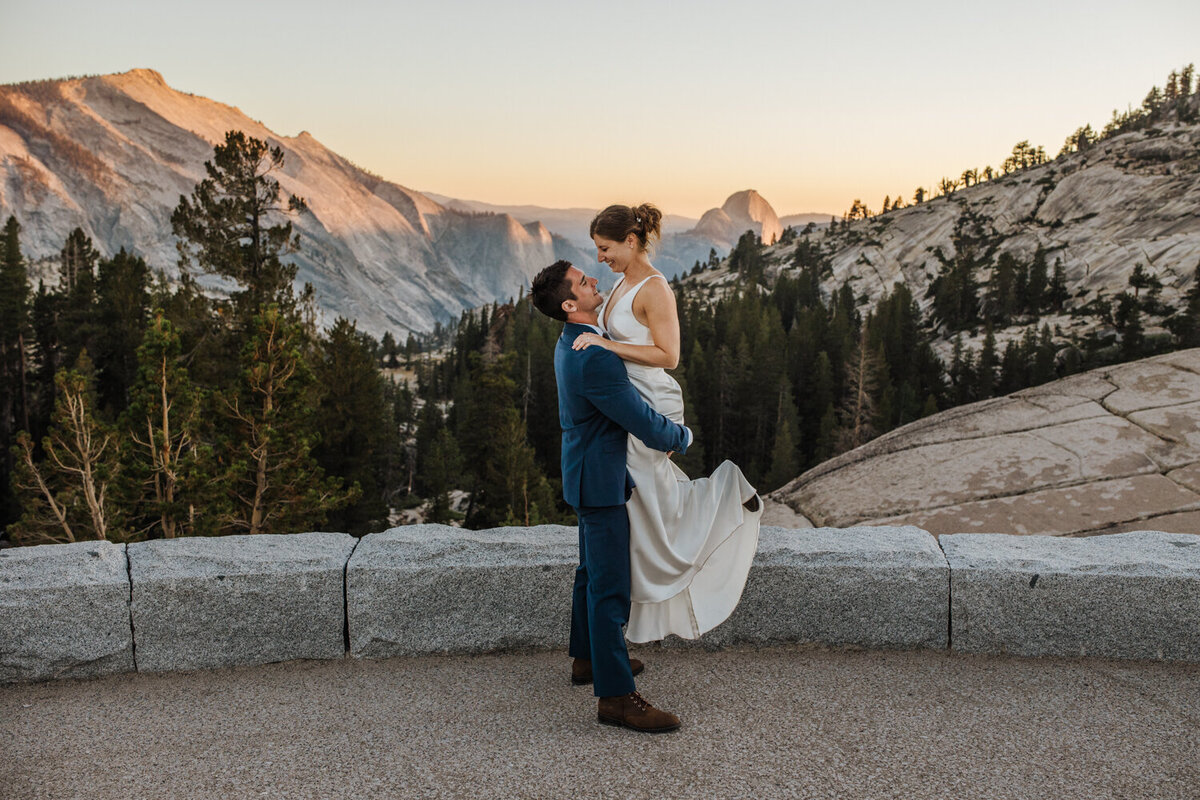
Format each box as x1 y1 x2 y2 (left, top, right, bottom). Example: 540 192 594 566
561 298 576 314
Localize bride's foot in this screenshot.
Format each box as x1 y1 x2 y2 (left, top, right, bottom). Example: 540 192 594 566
743 494 761 513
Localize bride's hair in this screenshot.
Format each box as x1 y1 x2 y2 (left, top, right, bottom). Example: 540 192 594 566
589 203 662 252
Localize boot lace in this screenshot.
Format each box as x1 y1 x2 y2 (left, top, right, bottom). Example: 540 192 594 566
628 691 651 711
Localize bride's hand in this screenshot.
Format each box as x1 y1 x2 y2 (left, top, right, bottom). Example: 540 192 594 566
572 332 610 351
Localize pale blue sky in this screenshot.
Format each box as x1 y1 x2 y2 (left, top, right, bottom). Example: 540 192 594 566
3 0 1197 217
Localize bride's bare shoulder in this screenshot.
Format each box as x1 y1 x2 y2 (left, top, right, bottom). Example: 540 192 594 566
635 273 676 308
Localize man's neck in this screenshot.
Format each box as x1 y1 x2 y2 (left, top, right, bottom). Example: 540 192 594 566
565 312 599 326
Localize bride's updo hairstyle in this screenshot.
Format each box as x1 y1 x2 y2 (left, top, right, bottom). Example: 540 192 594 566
589 203 663 252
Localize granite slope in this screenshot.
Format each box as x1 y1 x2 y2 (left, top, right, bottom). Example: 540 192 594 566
770 348 1200 536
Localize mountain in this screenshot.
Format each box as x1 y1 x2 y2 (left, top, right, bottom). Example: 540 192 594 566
0 70 569 336
650 190 791 279
424 190 818 282
421 194 699 251
690 189 783 248
687 96 1200 353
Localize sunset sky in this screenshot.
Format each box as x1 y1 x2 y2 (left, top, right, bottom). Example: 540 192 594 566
3 0 1197 219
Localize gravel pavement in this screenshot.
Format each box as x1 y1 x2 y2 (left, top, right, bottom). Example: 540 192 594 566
2 644 1198 800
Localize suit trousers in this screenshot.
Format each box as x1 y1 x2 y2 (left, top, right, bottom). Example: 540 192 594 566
568 503 636 698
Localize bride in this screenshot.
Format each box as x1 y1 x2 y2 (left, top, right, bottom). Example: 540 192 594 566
572 203 762 643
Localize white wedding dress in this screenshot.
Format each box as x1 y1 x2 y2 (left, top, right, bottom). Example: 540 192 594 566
599 273 762 642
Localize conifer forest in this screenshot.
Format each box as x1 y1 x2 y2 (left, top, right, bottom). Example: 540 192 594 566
2 67 1199 545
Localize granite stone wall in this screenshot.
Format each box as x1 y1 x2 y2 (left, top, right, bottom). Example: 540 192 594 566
2 526 1197 683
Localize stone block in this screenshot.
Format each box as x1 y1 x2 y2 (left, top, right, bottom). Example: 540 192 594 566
0 541 133 683
944 531 1200 661
347 524 577 658
670 526 949 651
129 532 356 673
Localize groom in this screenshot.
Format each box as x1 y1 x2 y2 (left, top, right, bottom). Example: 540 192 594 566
531 260 692 733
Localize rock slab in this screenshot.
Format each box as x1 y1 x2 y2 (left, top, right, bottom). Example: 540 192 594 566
676 526 949 650
347 525 578 658
129 533 356 673
773 349 1200 536
0 541 134 683
944 530 1200 661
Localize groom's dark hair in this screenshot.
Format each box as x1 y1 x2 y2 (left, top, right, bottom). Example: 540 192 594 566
531 260 574 322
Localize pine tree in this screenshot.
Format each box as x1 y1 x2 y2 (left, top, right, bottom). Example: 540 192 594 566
1026 246 1048 313
424 427 463 524
220 305 356 535
763 377 801 491
0 216 31 529
984 253 1019 325
928 241 982 331
1047 258 1069 311
312 317 392 533
1175 261 1200 347
1114 293 1144 359
10 353 122 544
380 331 398 368
171 130 308 323
999 340 1025 394
836 341 878 454
57 229 101 386
815 403 838 464
1127 263 1160 300
670 359 707 479
29 281 60 446
764 418 799 492
94 248 151 414
1032 325 1057 384
949 334 974 404
121 312 224 539
59 228 98 292
456 355 559 527
976 327 998 399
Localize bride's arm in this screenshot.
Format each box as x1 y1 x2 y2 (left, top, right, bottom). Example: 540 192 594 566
571 279 680 369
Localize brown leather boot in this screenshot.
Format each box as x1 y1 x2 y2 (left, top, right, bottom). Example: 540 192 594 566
597 691 681 733
571 657 644 685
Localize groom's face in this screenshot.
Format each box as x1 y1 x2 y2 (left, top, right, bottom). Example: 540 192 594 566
563 266 602 315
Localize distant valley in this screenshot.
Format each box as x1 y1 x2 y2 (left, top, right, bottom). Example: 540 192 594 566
0 69 823 336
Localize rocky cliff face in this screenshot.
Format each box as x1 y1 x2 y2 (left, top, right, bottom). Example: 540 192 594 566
765 107 1200 319
651 189 788 279
0 70 560 336
690 189 784 248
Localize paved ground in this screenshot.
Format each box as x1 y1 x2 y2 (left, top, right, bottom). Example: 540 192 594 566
2 644 1198 800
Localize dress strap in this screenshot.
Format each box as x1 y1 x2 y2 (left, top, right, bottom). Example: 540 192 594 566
625 273 666 305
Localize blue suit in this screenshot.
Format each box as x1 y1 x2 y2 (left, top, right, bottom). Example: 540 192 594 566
555 321 690 697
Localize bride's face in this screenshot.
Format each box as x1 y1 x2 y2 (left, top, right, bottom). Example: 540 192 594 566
593 234 638 273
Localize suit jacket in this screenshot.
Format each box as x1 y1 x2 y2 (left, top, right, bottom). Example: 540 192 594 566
555 321 690 508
